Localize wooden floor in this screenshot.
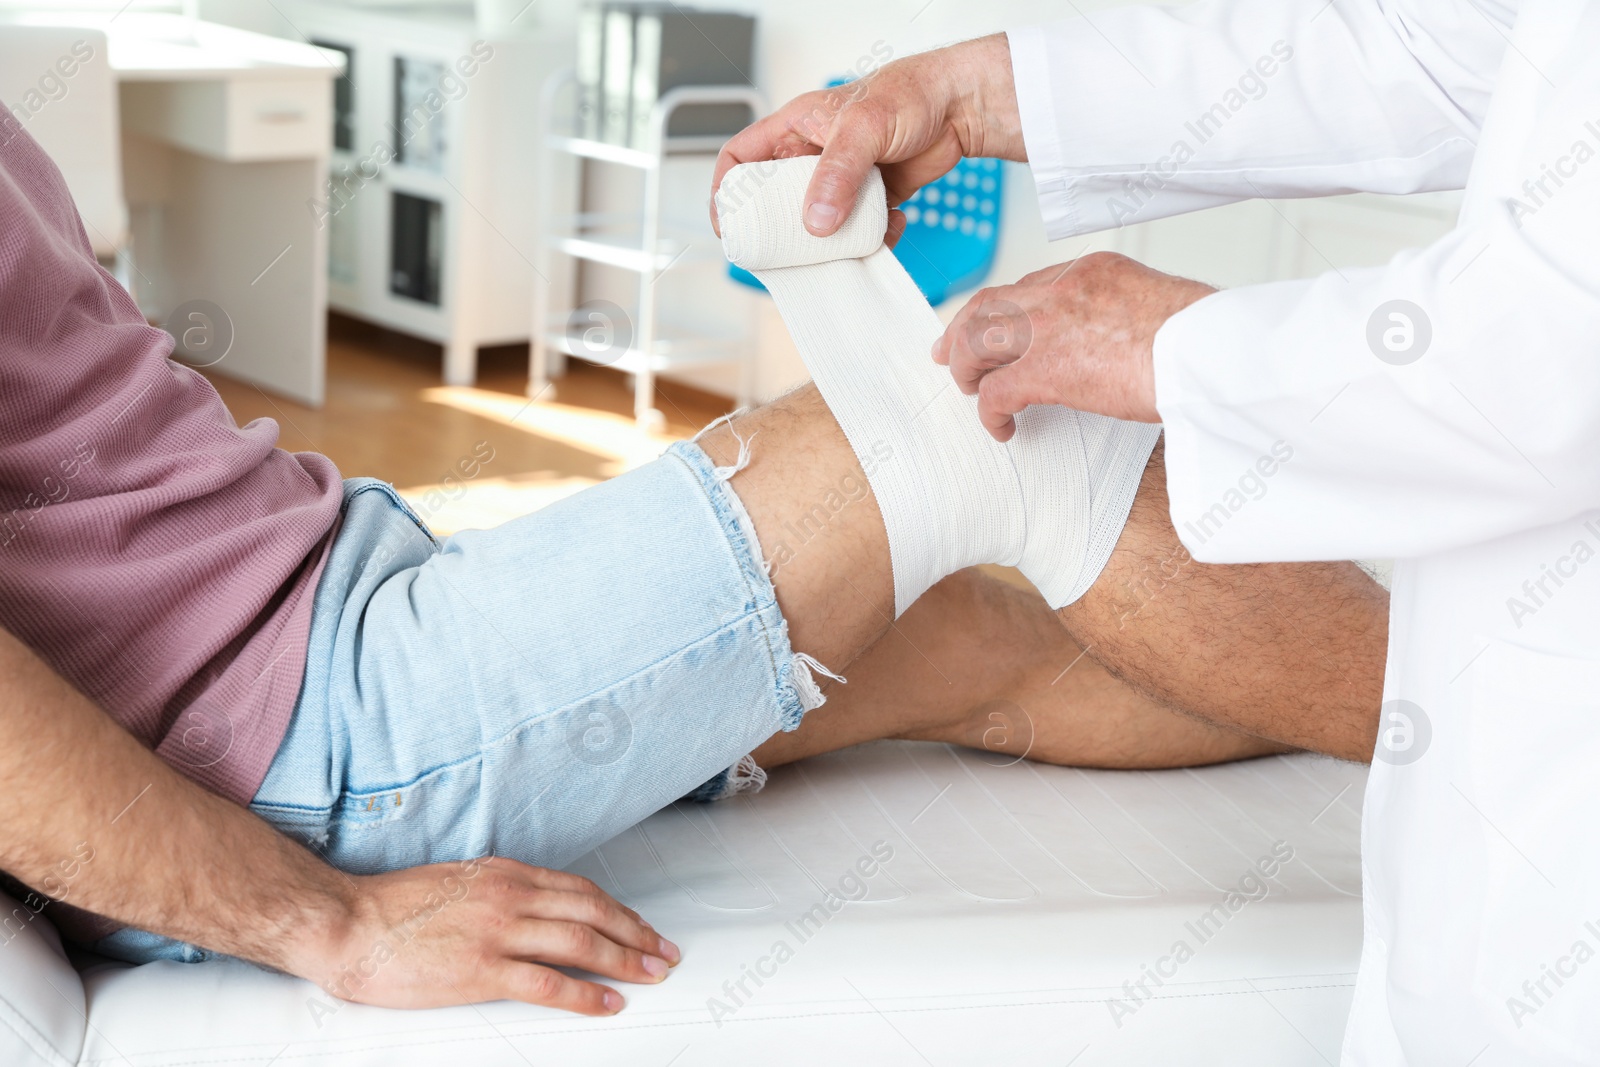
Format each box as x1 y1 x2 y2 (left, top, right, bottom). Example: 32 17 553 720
202 315 734 534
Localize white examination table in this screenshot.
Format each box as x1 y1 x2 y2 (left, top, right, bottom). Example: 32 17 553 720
7 740 1365 1065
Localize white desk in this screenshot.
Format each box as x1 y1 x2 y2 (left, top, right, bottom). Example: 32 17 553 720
117 16 342 407
14 14 344 407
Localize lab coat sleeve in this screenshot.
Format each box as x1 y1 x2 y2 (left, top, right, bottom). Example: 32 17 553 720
1152 118 1600 563
1007 0 1512 237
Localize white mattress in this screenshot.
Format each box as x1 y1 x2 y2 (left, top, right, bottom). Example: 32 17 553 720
57 741 1366 1065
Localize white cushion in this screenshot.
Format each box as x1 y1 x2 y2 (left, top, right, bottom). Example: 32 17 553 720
0 890 85 1067
66 742 1364 1064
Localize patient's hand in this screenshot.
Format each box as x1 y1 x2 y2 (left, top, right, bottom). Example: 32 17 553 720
0 625 675 1019
933 252 1215 439
297 856 679 1016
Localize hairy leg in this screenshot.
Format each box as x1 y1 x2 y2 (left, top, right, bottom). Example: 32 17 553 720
701 390 1382 766
752 566 1288 770
696 383 894 671
696 384 1236 769
1057 440 1387 763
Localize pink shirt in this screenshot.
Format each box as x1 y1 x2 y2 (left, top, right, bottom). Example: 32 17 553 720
0 120 342 805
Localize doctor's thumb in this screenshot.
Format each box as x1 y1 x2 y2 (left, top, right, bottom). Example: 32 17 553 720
805 129 882 236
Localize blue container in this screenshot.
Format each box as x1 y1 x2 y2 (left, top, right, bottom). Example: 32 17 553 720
889 156 1005 306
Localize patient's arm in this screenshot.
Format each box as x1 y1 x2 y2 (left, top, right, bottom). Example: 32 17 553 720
0 626 674 1016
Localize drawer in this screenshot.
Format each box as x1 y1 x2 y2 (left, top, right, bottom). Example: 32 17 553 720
121 76 331 162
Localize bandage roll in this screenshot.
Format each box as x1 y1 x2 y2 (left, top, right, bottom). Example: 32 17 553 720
715 156 1159 615
717 156 888 270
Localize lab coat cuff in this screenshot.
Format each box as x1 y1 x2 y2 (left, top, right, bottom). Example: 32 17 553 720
1006 25 1079 240
1151 291 1266 563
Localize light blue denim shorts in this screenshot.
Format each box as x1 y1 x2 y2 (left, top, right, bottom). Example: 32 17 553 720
98 441 816 963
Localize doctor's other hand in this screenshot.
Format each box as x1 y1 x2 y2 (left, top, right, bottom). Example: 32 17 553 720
711 34 1024 240
934 252 1216 439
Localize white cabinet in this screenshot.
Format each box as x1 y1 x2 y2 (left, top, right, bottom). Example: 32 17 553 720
273 2 577 387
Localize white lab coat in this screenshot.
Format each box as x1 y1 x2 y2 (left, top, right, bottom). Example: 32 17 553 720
1009 1 1600 1063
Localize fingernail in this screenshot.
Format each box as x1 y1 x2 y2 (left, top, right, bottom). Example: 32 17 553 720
805 202 839 233
658 937 681 965
604 990 624 1014
643 955 669 979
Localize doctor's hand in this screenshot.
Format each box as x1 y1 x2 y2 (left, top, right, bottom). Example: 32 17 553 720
934 252 1216 439
711 34 1024 241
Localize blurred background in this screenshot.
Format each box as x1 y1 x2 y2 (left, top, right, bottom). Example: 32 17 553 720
0 0 1460 537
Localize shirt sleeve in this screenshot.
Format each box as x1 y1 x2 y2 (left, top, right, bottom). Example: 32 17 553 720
1007 0 1514 237
1152 35 1600 563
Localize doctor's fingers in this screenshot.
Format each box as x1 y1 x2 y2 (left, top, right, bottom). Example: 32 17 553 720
799 96 961 237
930 284 986 366
975 366 1037 443
936 287 1038 394
710 92 916 240
885 207 908 249
710 83 892 239
711 102 826 236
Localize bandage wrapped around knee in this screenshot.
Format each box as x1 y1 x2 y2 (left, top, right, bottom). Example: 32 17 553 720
717 156 1158 614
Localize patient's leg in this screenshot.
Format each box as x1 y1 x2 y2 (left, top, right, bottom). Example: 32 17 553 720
695 383 895 672
701 391 1383 766
1057 440 1387 763
751 567 1290 771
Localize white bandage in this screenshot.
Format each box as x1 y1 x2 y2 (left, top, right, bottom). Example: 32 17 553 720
717 157 1158 613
